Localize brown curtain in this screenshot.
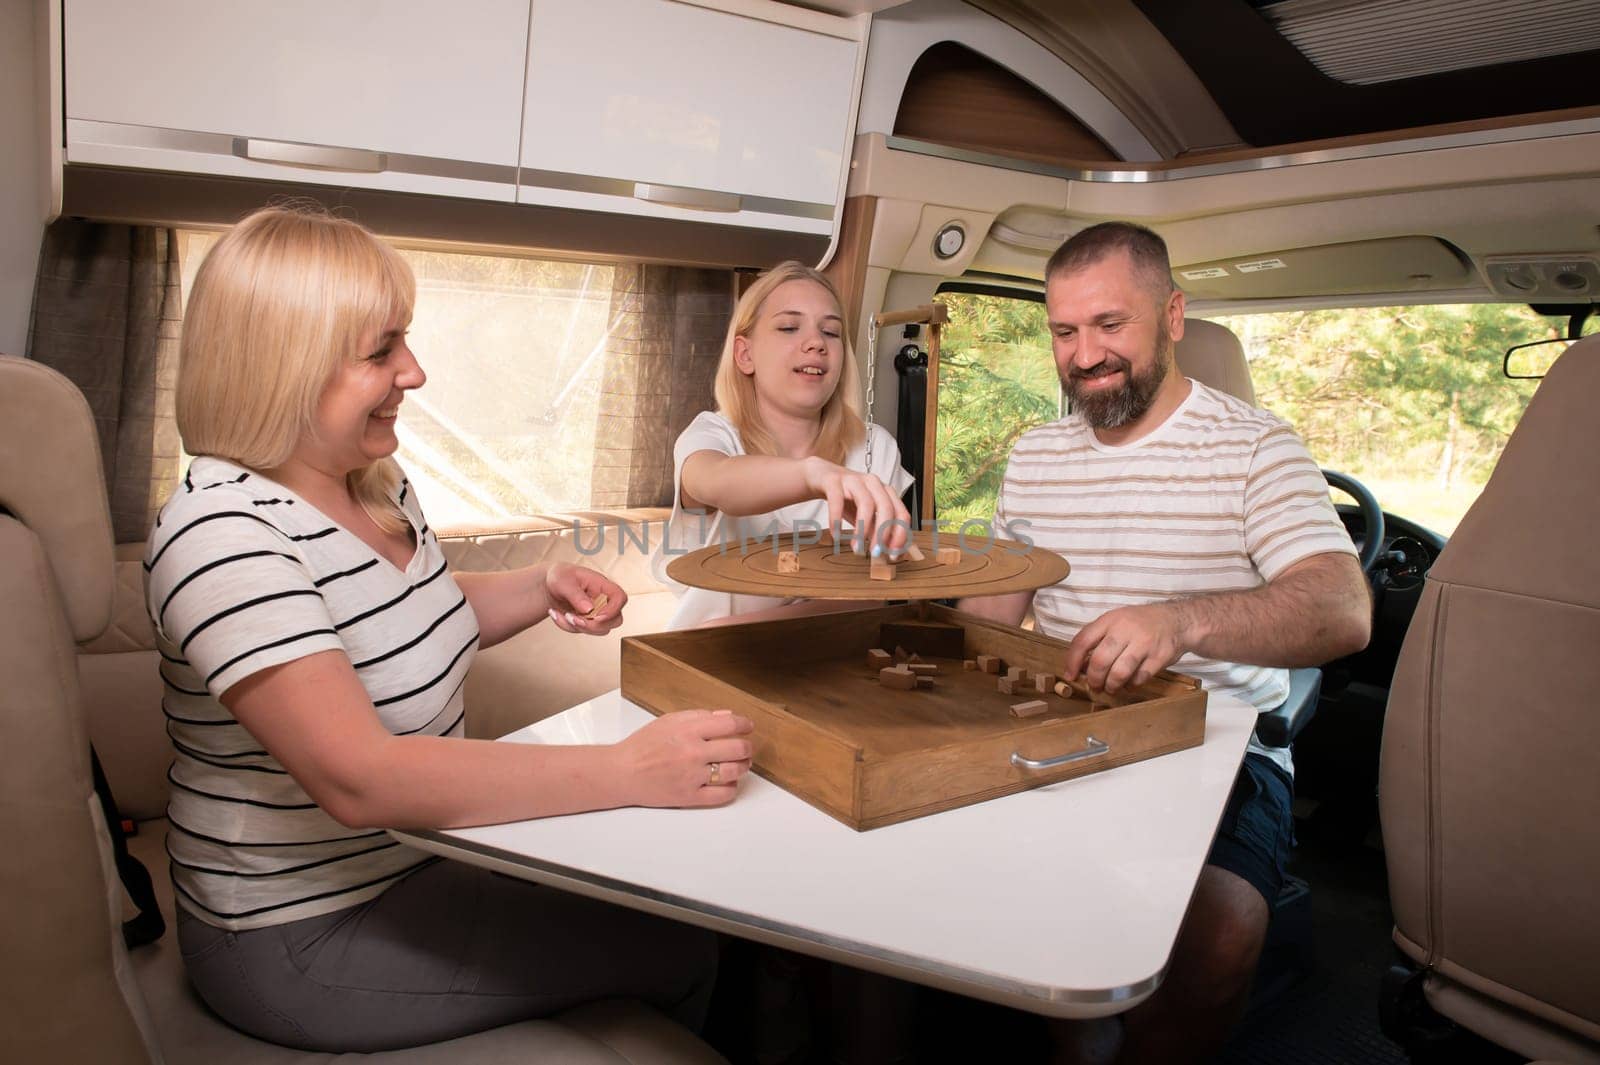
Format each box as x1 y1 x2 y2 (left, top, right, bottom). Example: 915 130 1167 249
591 265 733 508
26 221 183 542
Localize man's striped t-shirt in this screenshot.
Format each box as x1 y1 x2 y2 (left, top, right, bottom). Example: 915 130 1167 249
994 380 1357 776
144 456 478 930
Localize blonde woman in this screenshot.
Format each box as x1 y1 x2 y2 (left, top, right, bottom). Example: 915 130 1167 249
146 206 749 1052
653 262 915 629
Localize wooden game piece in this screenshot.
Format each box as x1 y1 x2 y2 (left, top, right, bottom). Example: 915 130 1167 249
1006 666 1029 684
870 556 895 582
866 648 893 669
963 659 977 671
583 592 609 620
894 645 911 661
1054 677 1136 708
936 547 961 566
908 652 923 663
916 675 935 689
998 677 1017 695
977 655 1000 674
1035 673 1055 693
1009 699 1048 718
906 662 938 674
879 667 917 690
777 550 800 574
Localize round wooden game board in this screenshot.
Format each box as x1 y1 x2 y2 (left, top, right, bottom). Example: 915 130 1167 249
665 530 1069 600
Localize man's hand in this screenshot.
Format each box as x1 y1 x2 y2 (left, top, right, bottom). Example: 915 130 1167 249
1063 601 1190 694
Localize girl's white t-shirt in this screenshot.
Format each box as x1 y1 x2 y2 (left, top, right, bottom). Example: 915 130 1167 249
650 411 916 630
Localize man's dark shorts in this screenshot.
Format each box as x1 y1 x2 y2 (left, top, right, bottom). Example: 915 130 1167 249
1205 752 1295 906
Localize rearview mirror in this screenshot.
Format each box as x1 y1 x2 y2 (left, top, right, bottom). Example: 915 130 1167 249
1503 337 1571 379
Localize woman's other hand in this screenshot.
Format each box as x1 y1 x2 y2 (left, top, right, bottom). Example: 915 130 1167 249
544 563 627 634
616 710 755 807
801 458 912 558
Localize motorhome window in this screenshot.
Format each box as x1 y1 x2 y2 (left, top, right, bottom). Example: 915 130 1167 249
1203 303 1596 535
180 233 730 526
932 288 1058 526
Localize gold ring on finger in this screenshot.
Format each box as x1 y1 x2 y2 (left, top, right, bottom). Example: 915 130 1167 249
708 761 722 786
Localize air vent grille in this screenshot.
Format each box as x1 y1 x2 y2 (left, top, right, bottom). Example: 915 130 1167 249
1260 0 1600 85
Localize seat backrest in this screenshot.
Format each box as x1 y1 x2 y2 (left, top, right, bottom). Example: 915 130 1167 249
0 355 159 1064
1380 336 1600 1049
1173 317 1257 405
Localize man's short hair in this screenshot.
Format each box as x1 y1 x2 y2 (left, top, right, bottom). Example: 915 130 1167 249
1045 221 1175 299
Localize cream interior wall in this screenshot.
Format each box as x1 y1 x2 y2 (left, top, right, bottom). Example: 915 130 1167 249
0 0 50 357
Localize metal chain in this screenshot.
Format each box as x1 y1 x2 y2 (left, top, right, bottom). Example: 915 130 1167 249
864 314 877 474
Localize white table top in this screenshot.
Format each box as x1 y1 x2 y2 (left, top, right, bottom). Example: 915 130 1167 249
393 689 1259 1019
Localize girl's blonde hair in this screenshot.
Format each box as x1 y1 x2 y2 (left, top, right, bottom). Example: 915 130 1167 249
176 204 415 532
713 262 865 464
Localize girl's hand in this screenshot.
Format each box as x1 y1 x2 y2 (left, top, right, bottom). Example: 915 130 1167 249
544 563 627 634
801 457 912 558
615 709 755 808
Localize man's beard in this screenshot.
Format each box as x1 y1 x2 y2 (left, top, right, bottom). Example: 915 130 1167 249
1063 319 1174 430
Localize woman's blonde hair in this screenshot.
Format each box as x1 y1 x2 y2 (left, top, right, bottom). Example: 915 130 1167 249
176 204 415 532
713 262 865 464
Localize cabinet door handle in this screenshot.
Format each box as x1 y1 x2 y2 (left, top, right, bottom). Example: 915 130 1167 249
234 138 387 174
1010 737 1110 770
633 182 741 213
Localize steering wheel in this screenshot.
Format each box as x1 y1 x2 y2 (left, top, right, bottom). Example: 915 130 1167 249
1323 469 1385 573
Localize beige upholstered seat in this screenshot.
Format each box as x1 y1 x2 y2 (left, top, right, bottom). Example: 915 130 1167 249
1173 316 1258 406
0 355 724 1065
1379 336 1600 1063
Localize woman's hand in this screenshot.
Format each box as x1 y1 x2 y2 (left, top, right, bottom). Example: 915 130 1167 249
615 710 756 807
543 562 627 635
801 457 912 558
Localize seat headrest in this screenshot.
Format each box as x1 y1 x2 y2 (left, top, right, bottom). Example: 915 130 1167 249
0 356 115 642
1430 334 1600 607
1174 318 1257 405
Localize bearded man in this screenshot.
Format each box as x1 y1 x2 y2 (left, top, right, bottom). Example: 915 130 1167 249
959 222 1371 1065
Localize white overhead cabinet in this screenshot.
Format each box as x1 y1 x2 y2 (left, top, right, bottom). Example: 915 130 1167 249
60 0 863 239
517 0 861 234
64 0 531 202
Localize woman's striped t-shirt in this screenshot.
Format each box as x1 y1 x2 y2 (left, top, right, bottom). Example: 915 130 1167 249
994 381 1357 777
144 456 478 930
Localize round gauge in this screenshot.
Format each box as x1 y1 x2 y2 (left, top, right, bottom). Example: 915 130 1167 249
1383 536 1432 590
933 223 966 260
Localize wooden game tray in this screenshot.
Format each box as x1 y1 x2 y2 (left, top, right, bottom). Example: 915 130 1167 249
620 602 1207 830
664 528 1070 600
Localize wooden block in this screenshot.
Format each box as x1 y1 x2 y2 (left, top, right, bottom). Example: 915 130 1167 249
878 621 965 660
908 652 923 663
1009 699 1048 718
1054 681 1075 699
879 667 917 690
894 645 911 662
866 648 893 669
916 675 935 689
976 654 1000 674
1035 673 1055 693
998 677 1016 695
1005 666 1025 683
777 550 800 574
870 556 895 582
904 541 926 562
936 547 961 566
906 662 938 674
963 659 977 671
582 592 610 620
